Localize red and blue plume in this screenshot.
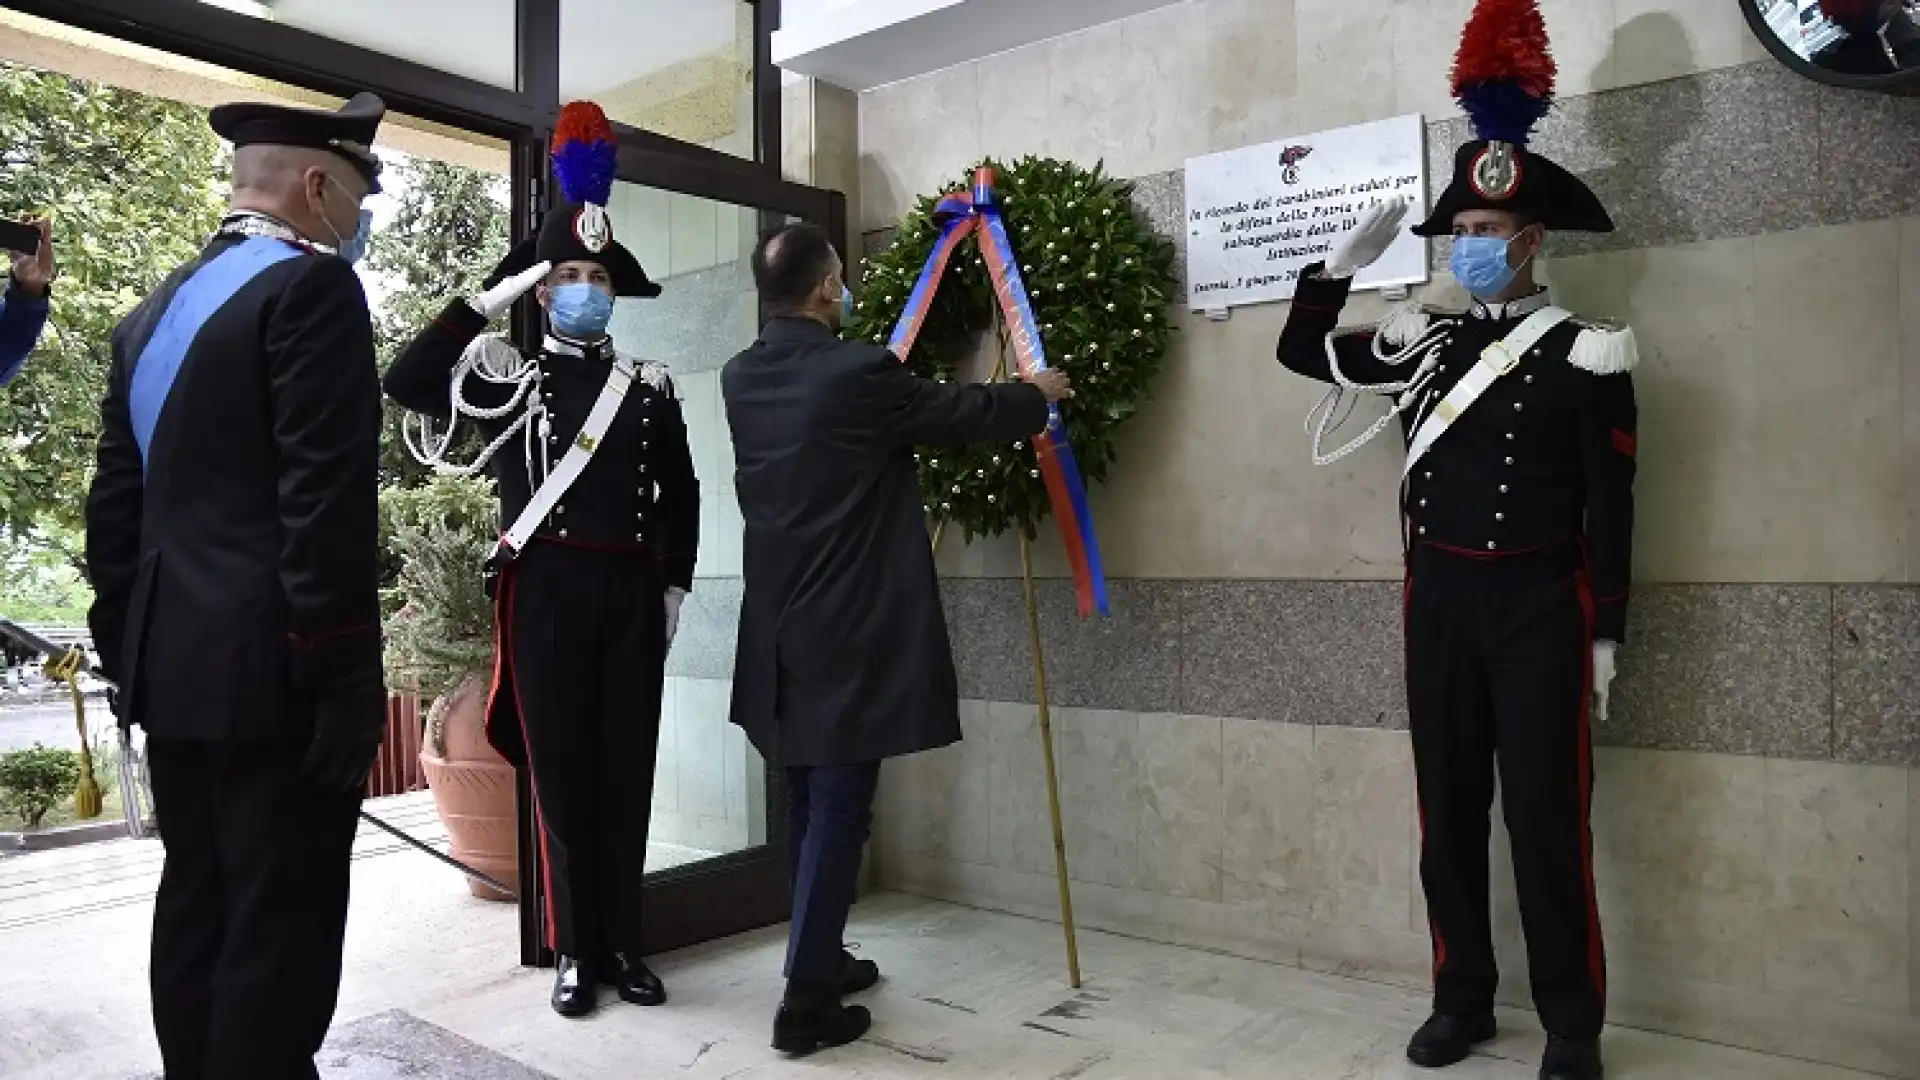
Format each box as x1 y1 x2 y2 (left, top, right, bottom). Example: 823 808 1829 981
1450 0 1557 149
550 101 617 207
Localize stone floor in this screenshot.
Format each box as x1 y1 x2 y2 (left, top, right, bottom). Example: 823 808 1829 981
0 798 1895 1080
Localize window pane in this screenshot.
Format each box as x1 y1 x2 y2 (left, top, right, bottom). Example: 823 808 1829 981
600 179 777 871
192 0 518 90
560 0 754 160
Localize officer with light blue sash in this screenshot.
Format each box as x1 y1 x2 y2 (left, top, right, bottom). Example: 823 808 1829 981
84 92 389 1080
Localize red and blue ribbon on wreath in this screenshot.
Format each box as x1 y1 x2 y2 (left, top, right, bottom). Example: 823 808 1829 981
887 166 1110 618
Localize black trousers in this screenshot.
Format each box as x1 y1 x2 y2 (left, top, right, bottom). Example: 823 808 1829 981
784 761 881 984
146 738 363 1080
507 542 665 965
1405 544 1606 1040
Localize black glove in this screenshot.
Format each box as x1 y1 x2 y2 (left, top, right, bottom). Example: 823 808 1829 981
303 681 387 792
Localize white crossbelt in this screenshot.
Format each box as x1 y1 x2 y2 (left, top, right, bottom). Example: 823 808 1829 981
493 356 635 560
1402 306 1572 478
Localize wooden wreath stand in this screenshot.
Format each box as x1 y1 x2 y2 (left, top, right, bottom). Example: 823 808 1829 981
930 318 1083 989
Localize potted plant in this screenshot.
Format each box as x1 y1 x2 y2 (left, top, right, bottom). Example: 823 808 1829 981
381 476 517 901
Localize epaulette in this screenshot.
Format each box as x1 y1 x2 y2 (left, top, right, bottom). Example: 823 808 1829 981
619 352 673 392
1566 318 1638 375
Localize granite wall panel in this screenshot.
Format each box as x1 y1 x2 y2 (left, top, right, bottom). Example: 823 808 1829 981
667 576 1919 768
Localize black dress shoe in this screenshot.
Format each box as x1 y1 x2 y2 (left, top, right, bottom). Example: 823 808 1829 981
772 981 872 1056
1406 1011 1497 1068
550 956 598 1019
840 949 880 995
1540 1036 1603 1080
603 952 667 1006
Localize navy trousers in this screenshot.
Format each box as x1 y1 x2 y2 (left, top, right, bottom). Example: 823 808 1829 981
147 738 362 1080
784 761 881 984
1406 544 1606 1040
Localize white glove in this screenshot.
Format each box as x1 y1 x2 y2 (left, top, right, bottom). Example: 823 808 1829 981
664 587 686 651
468 260 552 321
1325 196 1413 279
1591 641 1618 724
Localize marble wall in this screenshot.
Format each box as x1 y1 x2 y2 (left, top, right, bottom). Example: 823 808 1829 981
843 0 1920 1073
875 707 1919 1078
865 70 1920 588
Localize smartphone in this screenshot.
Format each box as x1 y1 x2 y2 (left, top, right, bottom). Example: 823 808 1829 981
0 218 42 256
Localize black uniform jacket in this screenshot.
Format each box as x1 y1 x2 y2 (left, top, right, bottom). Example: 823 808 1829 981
85 232 385 740
723 317 1051 767
383 299 700 590
383 300 698 767
1276 263 1638 643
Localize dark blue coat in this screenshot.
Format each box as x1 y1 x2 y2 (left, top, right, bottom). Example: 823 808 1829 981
722 317 1049 767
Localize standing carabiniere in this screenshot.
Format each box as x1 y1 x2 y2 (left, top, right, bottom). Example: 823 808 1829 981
384 101 697 1020
85 93 391 1080
1272 4 1634 1079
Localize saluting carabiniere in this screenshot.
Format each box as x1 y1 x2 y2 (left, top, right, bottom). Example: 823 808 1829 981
1273 3 1635 1079
383 101 698 1020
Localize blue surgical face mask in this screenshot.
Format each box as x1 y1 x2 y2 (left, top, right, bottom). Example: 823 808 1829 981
1450 232 1529 300
1449 235 1515 299
840 283 854 320
549 282 615 339
323 176 373 265
336 208 373 266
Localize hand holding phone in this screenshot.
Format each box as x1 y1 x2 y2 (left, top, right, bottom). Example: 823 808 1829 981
3 219 54 298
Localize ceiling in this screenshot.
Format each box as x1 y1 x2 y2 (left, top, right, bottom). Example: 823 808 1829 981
774 0 1184 91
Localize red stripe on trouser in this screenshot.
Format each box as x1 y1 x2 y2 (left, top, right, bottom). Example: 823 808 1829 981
1572 569 1606 1003
490 572 559 953
1404 571 1447 977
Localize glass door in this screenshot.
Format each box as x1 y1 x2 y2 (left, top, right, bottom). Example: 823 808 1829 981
515 146 847 963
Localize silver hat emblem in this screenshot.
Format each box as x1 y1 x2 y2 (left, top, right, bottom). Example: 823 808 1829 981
574 203 611 254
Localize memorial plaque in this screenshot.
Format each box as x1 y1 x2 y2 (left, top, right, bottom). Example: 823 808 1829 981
1184 114 1431 310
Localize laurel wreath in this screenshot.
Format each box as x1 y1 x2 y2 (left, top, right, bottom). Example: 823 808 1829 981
846 157 1178 541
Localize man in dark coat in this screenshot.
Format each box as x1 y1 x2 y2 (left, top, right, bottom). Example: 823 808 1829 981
84 94 389 1080
383 101 697 1019
724 222 1070 1053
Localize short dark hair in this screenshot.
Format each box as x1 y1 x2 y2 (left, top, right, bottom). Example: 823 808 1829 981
752 222 838 314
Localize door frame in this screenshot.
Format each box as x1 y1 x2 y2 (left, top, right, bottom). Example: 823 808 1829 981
7 0 850 966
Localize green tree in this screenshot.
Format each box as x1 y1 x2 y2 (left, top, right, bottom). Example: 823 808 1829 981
0 524 91 622
364 157 510 488
0 65 227 561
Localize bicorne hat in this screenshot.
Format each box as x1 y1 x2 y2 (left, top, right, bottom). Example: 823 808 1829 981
484 102 662 299
1411 0 1613 237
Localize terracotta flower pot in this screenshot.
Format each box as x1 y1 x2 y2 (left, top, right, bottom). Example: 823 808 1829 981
418 674 518 902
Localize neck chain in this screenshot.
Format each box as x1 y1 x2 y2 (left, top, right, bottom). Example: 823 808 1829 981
217 212 334 255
